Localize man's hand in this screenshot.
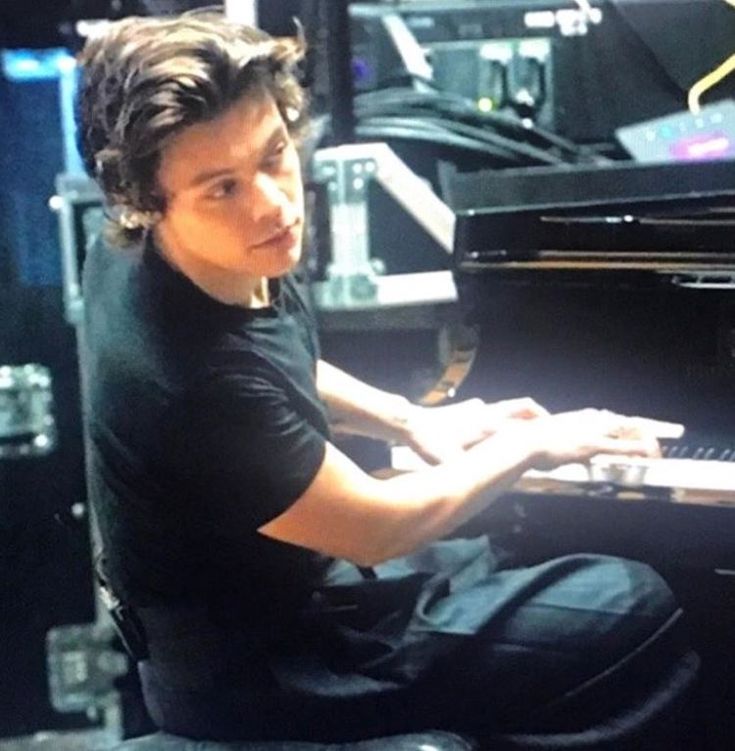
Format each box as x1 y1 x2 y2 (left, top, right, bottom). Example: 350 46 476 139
403 396 549 465
508 408 668 472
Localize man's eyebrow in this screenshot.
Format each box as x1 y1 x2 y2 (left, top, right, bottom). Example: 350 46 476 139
188 166 236 188
187 124 289 189
263 123 289 151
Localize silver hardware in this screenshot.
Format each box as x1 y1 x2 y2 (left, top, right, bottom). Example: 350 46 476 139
525 5 603 37
0 364 56 459
311 143 456 311
670 272 735 290
51 173 105 326
46 622 126 733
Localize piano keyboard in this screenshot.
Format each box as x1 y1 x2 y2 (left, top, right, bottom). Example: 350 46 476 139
525 455 735 493
391 443 735 506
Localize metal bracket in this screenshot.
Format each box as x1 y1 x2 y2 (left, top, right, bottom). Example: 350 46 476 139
46 622 127 731
311 142 457 310
524 5 603 38
0 364 56 459
49 174 104 326
312 148 381 308
670 272 735 290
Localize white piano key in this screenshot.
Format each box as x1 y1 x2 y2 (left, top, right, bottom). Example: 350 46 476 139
391 446 735 493
528 455 735 492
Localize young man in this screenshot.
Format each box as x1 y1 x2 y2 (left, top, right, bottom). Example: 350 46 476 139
77 12 699 746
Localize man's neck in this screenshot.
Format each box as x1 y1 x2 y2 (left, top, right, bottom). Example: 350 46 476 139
153 229 270 308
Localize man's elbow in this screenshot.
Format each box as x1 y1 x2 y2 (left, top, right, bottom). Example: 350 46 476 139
345 528 427 568
346 547 397 569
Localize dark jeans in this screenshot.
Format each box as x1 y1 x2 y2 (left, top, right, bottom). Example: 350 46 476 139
137 550 702 748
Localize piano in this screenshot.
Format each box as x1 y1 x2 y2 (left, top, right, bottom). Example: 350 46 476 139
447 158 735 572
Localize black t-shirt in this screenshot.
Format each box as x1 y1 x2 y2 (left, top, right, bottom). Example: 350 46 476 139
80 236 532 724
82 237 332 632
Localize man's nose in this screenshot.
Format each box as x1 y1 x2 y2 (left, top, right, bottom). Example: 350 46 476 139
250 173 294 225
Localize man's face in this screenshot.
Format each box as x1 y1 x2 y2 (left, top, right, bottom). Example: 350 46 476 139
154 92 304 282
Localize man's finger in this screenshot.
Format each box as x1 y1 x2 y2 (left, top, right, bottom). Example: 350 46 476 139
630 417 685 440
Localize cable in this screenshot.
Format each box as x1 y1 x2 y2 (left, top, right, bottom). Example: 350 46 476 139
688 53 735 114
358 116 530 163
355 93 607 163
354 85 595 161
360 114 566 165
354 124 525 164
358 98 588 159
688 0 735 113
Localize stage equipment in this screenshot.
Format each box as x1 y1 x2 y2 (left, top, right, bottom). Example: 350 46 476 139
0 364 56 459
50 174 105 326
616 99 735 164
45 622 128 725
311 142 455 309
344 0 735 143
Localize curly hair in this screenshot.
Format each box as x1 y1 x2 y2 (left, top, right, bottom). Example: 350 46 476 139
77 12 307 246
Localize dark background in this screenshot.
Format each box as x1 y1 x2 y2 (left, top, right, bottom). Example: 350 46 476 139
0 1 304 737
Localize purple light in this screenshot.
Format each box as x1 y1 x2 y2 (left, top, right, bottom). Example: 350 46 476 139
670 131 734 161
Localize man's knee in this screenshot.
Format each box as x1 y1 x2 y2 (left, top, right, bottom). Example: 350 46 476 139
452 554 690 732
476 554 684 696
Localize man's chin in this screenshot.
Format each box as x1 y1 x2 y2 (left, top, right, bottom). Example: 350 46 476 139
264 245 303 278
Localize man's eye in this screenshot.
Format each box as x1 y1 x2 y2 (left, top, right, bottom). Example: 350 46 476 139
208 179 239 199
263 140 288 169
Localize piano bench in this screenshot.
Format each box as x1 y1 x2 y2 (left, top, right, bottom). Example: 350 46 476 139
103 730 479 751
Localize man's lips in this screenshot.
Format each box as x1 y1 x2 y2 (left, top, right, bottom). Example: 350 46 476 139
255 222 299 247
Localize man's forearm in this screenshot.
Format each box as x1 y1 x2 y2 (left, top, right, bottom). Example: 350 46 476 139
316 360 417 443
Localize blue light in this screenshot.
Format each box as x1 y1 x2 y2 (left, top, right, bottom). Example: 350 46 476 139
1 48 74 82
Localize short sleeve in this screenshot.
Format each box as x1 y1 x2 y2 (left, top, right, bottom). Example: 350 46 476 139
166 368 326 533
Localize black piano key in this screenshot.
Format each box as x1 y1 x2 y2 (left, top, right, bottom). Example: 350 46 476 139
665 444 679 458
660 436 735 462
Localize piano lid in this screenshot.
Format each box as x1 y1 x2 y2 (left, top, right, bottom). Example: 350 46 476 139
451 159 735 273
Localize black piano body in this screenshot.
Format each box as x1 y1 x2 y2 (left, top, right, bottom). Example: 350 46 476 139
449 159 735 572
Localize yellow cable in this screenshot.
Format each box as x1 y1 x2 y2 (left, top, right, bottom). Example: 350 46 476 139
688 0 735 113
688 52 735 114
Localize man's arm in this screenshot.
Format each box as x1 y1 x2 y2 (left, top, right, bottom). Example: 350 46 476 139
316 359 416 444
316 359 548 463
259 407 662 567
